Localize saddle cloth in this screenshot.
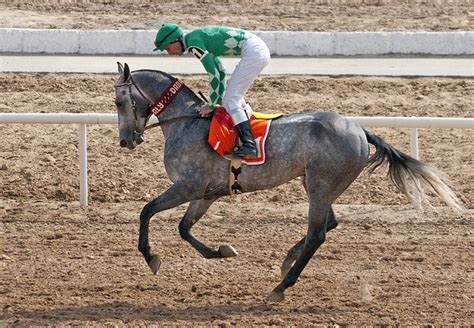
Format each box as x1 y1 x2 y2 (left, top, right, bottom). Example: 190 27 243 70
208 106 281 165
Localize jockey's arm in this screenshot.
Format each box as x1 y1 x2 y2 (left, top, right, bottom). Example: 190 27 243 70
189 46 226 110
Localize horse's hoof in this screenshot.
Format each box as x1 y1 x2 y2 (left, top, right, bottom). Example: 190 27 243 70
148 255 161 275
267 290 285 303
219 245 239 258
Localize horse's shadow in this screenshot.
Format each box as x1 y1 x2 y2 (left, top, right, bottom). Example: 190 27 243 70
6 301 339 325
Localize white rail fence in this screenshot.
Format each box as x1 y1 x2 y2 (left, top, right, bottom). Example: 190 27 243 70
1 113 473 206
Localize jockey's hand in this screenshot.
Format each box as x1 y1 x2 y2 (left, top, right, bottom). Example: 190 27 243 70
199 104 213 117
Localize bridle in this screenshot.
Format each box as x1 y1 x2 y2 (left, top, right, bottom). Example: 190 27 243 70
114 74 153 125
114 74 201 135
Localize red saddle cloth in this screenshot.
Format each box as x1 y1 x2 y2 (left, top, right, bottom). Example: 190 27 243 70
208 106 272 165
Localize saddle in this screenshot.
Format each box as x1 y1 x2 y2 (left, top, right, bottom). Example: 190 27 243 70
208 106 282 165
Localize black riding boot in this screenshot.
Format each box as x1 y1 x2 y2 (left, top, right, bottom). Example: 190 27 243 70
232 120 257 157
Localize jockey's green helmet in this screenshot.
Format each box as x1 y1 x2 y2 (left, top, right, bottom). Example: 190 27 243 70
153 23 183 52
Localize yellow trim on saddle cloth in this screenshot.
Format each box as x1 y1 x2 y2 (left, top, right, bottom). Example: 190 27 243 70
252 111 283 120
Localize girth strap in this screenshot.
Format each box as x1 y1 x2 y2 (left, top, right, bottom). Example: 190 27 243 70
227 156 243 195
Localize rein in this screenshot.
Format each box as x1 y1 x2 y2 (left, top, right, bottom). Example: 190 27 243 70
143 113 201 130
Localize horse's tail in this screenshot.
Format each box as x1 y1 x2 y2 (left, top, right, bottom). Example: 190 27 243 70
363 128 463 210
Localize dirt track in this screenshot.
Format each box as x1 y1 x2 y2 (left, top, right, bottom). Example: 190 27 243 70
1 73 473 326
1 1 474 326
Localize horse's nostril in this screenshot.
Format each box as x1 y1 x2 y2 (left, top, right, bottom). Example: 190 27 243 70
120 140 127 147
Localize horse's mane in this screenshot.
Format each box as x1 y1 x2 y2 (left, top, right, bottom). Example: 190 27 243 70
132 69 175 81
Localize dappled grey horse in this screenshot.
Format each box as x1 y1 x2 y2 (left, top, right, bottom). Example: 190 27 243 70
114 62 462 302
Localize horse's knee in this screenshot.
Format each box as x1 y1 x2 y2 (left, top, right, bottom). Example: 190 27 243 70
140 202 155 222
178 221 191 240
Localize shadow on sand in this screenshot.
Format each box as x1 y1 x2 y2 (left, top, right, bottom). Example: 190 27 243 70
4 301 339 325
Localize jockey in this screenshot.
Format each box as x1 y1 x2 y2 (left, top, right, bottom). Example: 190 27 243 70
153 23 271 158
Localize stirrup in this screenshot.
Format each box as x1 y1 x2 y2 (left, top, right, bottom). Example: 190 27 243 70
232 144 257 158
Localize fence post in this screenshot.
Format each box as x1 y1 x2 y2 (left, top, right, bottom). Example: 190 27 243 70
410 127 421 208
78 124 88 206
410 128 419 160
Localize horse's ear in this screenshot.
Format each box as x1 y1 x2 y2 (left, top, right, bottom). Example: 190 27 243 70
123 63 130 81
117 62 124 74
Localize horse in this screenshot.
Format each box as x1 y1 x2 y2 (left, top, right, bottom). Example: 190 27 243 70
114 62 462 302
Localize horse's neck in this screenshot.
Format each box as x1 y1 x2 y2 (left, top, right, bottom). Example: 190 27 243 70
136 70 201 113
157 89 203 139
139 71 204 137
156 86 200 119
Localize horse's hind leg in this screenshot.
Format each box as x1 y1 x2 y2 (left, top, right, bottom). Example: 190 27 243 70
303 177 338 231
326 206 338 232
179 198 238 259
268 196 330 302
280 206 337 279
280 237 305 279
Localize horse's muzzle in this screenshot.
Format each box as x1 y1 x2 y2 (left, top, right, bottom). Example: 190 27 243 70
119 131 144 149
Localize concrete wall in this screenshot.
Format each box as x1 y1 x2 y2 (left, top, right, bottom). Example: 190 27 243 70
1 28 472 56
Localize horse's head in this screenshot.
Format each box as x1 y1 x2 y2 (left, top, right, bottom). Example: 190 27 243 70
114 62 152 149
115 62 204 149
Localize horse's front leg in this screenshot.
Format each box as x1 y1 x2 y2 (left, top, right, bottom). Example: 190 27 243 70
179 198 238 259
138 182 202 275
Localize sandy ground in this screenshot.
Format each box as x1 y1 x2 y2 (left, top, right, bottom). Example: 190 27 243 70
1 201 472 327
0 0 472 31
1 73 473 326
1 1 474 326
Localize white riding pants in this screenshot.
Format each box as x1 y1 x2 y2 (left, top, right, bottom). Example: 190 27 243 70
223 35 270 125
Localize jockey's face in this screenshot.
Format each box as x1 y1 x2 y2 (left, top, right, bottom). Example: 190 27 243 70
165 41 184 56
